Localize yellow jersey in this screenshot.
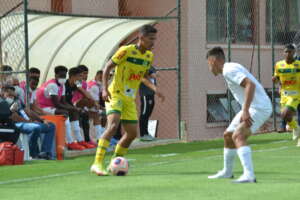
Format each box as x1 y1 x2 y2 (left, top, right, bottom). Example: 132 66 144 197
109 44 153 99
274 59 300 98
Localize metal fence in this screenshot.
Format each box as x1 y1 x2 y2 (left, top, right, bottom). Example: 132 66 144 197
0 0 27 81
2 0 298 140
24 0 181 139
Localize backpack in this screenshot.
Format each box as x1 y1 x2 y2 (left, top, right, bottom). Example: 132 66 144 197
0 141 24 165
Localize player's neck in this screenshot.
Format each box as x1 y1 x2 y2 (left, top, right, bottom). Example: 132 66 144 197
135 44 146 54
285 58 295 64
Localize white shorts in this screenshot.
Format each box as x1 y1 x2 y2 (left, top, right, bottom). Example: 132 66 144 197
42 107 56 115
226 107 272 134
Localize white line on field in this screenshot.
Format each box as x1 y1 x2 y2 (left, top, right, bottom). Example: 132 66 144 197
0 144 292 185
0 171 83 185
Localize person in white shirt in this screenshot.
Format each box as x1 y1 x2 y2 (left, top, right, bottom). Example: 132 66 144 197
206 47 272 183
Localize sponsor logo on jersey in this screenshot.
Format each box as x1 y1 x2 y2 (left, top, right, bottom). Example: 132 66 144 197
128 73 142 81
283 80 297 86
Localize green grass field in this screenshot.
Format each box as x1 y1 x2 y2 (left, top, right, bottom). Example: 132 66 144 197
0 133 299 200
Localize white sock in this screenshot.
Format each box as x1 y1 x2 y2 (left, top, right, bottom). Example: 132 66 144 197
223 148 236 174
95 125 104 139
71 120 84 142
237 146 255 178
65 118 74 144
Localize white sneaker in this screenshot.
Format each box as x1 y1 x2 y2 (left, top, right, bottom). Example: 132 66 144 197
208 170 233 179
232 174 256 183
292 128 300 140
140 135 155 141
296 138 300 147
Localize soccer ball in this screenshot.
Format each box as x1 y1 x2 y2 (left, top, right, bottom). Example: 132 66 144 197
109 157 129 176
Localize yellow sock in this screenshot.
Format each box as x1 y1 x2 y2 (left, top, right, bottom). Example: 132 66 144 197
288 119 298 130
94 139 110 164
113 144 128 158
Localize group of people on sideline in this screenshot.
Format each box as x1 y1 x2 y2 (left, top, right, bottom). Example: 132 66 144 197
0 25 162 167
0 62 150 160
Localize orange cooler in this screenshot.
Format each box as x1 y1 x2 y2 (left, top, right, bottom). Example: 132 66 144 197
41 115 66 160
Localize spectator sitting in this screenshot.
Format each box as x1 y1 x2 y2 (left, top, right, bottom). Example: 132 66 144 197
0 86 20 144
35 65 90 151
64 67 95 148
3 85 55 160
19 67 41 89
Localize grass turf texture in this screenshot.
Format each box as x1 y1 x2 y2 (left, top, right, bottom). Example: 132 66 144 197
0 132 299 200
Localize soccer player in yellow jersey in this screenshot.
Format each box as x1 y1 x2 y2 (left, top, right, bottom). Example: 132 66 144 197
90 25 165 175
272 44 300 146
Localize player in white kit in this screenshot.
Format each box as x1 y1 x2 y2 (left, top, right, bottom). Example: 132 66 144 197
206 47 272 183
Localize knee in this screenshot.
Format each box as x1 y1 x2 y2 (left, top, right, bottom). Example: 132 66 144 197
125 131 137 140
33 125 42 134
107 122 119 133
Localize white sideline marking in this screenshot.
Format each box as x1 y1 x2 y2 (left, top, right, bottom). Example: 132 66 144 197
0 171 83 185
0 143 292 185
153 153 178 158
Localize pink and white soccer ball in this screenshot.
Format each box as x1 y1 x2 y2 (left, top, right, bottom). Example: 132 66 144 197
109 157 129 176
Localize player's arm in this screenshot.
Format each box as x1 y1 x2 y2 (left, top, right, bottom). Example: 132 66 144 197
272 64 280 84
141 72 165 102
102 60 116 102
240 77 256 127
77 86 95 102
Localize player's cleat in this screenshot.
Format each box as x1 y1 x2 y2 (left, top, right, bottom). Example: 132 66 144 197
232 175 256 183
208 170 234 179
90 163 108 176
292 128 300 140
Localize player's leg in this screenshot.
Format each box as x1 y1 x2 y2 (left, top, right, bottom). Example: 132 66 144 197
231 122 254 183
91 113 121 175
232 108 271 183
208 131 236 179
112 98 138 157
91 96 122 176
281 97 299 140
208 112 242 179
278 95 287 133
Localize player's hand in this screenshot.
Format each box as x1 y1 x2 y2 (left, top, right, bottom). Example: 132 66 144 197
272 76 278 83
240 110 253 128
156 90 165 102
102 89 111 102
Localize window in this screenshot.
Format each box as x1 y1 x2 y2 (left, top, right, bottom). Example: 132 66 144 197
207 93 241 123
206 0 255 43
266 0 300 44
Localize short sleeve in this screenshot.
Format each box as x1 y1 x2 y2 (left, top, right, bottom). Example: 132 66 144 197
30 90 37 104
111 46 128 65
46 83 59 96
62 85 66 96
88 85 100 101
224 67 247 85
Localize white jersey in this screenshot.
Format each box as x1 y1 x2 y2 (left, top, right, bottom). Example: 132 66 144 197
44 83 66 98
223 62 272 111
